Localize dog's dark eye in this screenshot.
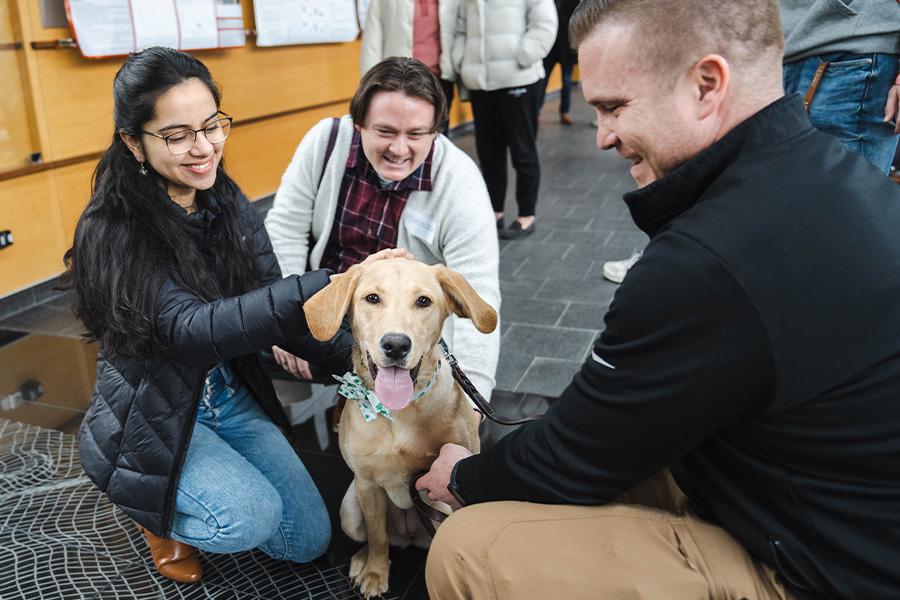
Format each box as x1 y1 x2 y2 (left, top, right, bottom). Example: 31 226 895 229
365 293 381 304
416 296 432 308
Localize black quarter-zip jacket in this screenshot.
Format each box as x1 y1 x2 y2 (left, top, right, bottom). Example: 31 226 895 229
453 95 900 598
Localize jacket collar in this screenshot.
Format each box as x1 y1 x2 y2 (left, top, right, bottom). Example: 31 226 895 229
188 191 220 228
624 94 813 237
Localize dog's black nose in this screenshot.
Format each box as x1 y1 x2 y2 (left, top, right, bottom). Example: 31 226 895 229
381 334 411 360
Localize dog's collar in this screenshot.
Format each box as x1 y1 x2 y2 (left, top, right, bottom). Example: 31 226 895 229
333 359 442 423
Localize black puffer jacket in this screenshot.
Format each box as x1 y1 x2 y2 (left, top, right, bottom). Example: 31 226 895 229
78 192 351 537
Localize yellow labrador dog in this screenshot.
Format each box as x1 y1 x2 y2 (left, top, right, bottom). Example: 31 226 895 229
303 258 496 599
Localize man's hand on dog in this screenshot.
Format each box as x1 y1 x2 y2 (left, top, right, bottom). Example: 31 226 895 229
416 443 473 511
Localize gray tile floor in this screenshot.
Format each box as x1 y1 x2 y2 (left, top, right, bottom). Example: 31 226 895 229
454 91 645 397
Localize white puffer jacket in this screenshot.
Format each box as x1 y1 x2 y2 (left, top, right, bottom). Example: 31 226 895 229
452 0 557 91
360 0 460 81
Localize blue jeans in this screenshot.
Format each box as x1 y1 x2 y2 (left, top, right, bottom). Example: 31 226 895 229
783 52 899 175
543 54 575 114
170 364 331 562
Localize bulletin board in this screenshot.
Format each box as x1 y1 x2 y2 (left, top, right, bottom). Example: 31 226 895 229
64 0 245 58
253 0 358 47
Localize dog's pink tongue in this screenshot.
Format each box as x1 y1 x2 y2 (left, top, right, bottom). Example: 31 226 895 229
375 367 414 410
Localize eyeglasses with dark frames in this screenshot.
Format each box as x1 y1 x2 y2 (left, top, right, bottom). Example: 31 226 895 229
141 112 233 155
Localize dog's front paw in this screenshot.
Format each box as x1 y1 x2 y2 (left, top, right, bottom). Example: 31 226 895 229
349 545 390 599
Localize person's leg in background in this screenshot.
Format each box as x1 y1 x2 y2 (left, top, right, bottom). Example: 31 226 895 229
498 80 543 239
426 472 796 600
558 54 575 125
542 50 574 126
783 52 899 175
541 51 561 109
440 78 455 135
471 89 511 231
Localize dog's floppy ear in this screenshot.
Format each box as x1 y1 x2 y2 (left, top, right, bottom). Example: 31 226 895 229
433 265 497 334
303 266 361 341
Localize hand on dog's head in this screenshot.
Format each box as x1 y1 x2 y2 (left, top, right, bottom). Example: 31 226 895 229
303 258 497 343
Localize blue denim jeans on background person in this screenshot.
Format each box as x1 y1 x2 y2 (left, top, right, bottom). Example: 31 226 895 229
170 363 331 562
783 52 900 175
542 54 575 115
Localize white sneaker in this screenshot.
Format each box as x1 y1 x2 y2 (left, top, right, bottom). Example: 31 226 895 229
601 250 643 284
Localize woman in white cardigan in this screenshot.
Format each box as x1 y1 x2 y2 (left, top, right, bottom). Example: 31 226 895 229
265 57 500 402
360 0 460 130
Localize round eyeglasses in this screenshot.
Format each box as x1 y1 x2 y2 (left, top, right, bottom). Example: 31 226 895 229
142 112 233 155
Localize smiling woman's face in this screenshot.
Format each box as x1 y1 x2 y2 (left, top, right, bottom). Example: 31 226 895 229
125 78 224 207
356 91 438 182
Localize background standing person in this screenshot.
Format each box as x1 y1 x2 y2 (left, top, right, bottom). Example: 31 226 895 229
416 0 900 597
780 0 900 175
265 57 500 403
453 0 557 239
541 0 580 125
63 47 359 584
360 0 460 132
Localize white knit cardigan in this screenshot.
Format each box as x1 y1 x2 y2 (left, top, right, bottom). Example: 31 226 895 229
265 116 500 400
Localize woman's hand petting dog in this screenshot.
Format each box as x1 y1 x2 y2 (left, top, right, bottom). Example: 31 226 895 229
360 247 416 265
415 443 474 511
271 345 313 380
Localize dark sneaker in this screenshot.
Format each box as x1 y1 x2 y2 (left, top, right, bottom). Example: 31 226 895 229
500 220 535 240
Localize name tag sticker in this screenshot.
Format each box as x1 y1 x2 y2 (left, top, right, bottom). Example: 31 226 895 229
404 208 436 244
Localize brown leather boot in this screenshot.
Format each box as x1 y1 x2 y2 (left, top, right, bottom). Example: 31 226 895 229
138 524 204 583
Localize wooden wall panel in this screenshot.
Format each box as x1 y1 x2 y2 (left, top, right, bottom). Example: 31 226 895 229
204 42 361 122
0 1 34 172
0 1 16 43
29 49 115 161
227 101 349 199
54 161 93 245
0 335 98 432
0 51 34 171
0 171 66 295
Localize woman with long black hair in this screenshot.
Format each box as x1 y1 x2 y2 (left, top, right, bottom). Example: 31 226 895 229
62 47 376 583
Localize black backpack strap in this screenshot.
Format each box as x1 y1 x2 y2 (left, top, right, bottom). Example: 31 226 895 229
318 117 341 189
308 117 341 271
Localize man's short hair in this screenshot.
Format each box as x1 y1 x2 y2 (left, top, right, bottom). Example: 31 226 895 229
350 57 447 132
569 0 784 75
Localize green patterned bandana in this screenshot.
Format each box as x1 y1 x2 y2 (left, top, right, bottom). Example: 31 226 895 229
333 359 442 423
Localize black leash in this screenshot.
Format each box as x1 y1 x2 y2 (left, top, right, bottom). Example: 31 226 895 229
409 340 542 537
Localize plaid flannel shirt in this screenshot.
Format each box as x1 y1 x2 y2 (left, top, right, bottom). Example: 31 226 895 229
320 130 434 273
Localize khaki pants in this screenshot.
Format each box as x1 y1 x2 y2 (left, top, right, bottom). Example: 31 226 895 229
426 472 796 600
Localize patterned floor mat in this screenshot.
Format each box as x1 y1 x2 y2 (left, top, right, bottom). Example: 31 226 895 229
0 418 397 599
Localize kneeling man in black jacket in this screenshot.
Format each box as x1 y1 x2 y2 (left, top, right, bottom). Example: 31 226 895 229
416 0 900 598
